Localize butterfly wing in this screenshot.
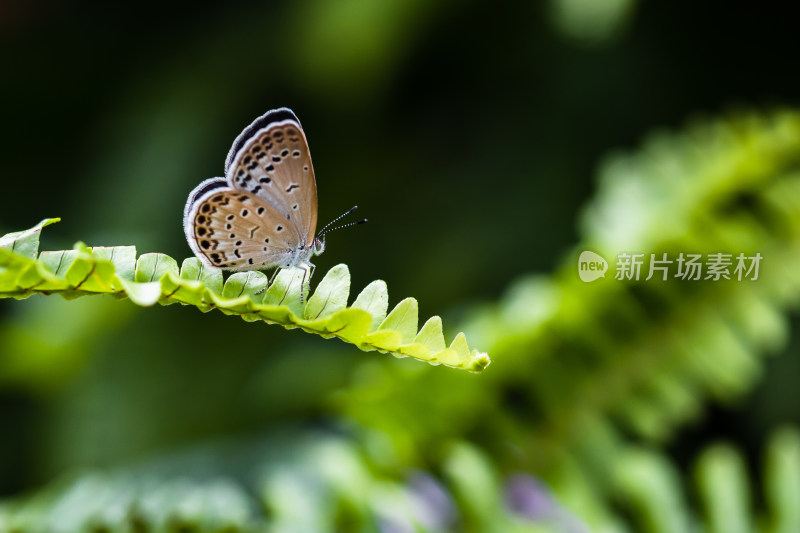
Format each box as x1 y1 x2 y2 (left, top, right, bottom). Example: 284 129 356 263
184 178 301 271
224 108 318 248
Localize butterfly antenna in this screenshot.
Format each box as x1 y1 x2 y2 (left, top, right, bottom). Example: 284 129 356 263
319 218 368 238
318 205 359 236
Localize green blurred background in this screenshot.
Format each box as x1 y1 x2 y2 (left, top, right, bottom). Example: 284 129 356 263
2 1 800 531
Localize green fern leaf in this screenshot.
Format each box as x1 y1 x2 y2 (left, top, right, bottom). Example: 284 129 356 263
0 219 489 372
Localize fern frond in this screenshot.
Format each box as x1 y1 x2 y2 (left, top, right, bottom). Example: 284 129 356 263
339 109 800 478
0 430 588 533
614 427 800 533
2 420 798 533
0 219 489 372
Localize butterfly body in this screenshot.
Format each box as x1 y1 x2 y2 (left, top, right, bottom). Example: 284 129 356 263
184 108 324 274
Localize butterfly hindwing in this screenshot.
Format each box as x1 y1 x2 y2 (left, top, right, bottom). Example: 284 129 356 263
185 184 301 271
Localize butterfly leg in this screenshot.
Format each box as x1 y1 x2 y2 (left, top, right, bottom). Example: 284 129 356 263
256 263 314 301
255 266 283 295
268 266 283 286
299 262 314 304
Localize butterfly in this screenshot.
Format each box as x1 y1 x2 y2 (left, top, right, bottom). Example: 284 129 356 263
183 107 364 289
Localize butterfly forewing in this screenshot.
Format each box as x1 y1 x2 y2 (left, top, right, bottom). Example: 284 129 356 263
225 110 318 248
187 186 301 271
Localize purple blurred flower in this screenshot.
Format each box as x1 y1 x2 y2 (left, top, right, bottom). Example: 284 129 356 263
505 473 590 533
407 470 458 530
505 473 556 520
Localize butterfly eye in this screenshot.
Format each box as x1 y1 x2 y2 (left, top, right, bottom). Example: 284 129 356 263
313 238 326 256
